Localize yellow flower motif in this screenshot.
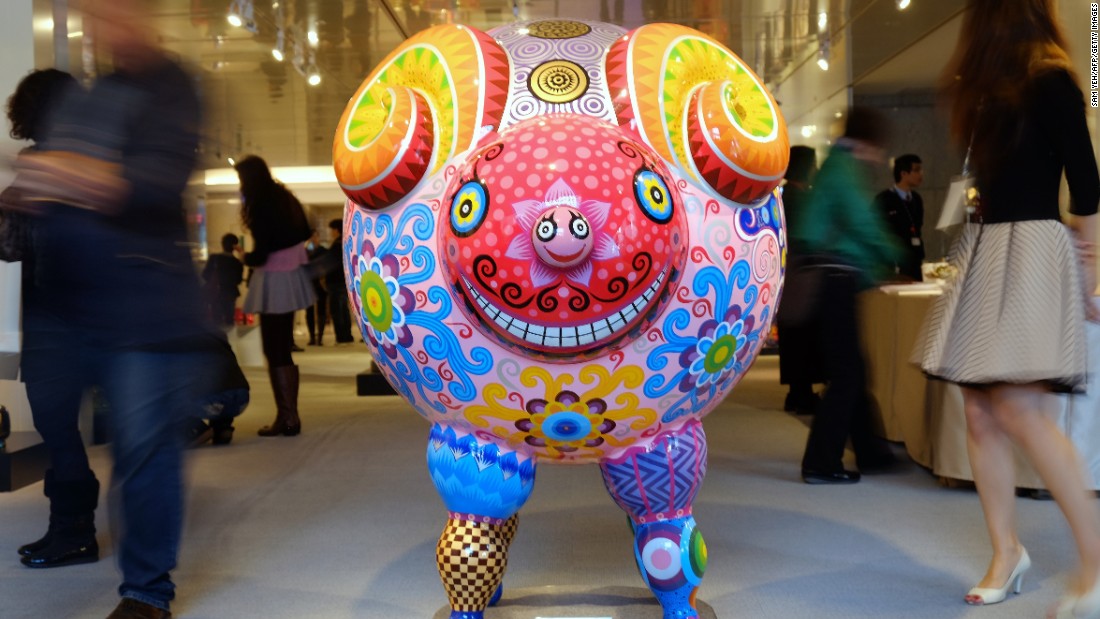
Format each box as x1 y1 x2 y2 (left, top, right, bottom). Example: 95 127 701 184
465 365 659 461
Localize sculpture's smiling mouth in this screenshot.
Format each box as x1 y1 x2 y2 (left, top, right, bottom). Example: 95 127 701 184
460 269 667 350
546 247 584 263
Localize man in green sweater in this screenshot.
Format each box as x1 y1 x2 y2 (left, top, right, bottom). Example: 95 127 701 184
791 107 904 485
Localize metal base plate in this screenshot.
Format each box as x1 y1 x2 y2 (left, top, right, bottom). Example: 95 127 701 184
432 585 717 618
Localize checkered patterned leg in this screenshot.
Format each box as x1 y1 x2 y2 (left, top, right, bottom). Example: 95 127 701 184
436 516 516 618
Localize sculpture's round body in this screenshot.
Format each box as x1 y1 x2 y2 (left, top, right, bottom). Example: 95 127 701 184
334 19 787 619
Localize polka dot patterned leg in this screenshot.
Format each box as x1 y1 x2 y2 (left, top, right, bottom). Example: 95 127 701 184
633 516 706 619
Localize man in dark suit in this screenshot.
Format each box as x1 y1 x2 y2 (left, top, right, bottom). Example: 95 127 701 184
874 154 925 281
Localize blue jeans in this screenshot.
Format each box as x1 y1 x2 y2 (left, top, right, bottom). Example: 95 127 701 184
22 306 206 610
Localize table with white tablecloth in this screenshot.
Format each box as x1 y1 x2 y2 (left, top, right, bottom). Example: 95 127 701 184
859 286 1100 490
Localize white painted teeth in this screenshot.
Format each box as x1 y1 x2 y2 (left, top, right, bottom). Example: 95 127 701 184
462 270 666 349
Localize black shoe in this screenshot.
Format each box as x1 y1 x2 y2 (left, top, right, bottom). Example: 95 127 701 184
106 598 172 619
784 391 820 415
19 473 99 559
184 420 212 448
20 536 99 568
290 344 305 352
801 469 861 484
18 531 51 557
210 419 235 445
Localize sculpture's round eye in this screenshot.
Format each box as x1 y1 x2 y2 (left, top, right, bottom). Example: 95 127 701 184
569 212 589 239
634 169 673 223
450 181 488 237
536 216 557 242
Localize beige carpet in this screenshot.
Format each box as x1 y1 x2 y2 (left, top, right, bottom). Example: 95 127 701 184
0 340 1084 618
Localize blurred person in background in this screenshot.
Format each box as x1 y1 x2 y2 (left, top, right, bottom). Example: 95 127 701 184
3 69 95 568
916 0 1100 614
201 232 244 328
0 69 76 267
304 228 328 345
235 155 315 436
7 0 208 616
776 145 823 415
874 153 925 281
325 218 355 345
791 107 903 485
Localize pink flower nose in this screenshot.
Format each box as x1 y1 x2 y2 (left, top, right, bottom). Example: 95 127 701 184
531 206 594 269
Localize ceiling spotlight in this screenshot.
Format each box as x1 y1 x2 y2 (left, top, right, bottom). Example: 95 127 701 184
817 11 828 32
897 0 911 9
272 28 285 62
307 30 319 46
226 0 256 32
817 42 830 71
307 66 321 86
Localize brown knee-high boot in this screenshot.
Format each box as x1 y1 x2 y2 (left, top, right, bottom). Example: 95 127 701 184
258 365 301 436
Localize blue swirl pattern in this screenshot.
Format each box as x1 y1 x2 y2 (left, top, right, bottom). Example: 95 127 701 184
642 261 765 422
345 204 493 416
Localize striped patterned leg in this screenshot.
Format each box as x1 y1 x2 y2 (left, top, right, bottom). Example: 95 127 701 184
426 424 536 619
600 420 709 619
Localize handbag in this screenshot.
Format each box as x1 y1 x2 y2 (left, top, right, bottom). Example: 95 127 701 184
936 132 980 230
937 176 980 230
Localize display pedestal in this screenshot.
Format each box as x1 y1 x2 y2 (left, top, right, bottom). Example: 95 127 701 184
356 359 396 396
431 585 717 618
0 431 48 492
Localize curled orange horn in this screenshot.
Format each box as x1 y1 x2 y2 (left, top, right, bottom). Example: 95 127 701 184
606 24 789 205
333 25 511 209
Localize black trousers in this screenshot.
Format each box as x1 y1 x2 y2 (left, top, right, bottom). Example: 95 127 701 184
778 321 823 389
329 289 354 343
800 269 887 472
305 283 328 340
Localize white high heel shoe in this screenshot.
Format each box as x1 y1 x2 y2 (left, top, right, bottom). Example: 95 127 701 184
1055 570 1100 619
965 548 1031 605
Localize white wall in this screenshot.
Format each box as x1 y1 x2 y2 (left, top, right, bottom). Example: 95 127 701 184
0 0 36 184
0 0 37 364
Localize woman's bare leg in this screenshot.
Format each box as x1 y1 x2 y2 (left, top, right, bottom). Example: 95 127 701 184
990 384 1100 596
963 386 1026 590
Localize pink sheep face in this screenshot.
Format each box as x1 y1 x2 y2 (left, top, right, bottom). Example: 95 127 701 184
440 115 688 361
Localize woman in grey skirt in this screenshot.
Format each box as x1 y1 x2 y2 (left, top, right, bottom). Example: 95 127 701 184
236 155 316 436
917 1 1100 616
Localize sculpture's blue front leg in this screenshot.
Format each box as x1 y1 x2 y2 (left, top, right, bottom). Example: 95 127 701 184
427 424 535 619
633 515 707 618
600 420 708 619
